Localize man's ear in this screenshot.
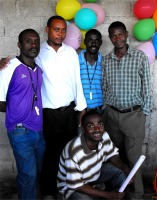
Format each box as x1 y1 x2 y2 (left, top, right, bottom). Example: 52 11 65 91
45 26 49 34
17 42 21 49
126 31 129 37
81 126 85 134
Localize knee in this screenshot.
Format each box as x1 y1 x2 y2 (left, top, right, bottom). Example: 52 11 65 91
18 170 37 186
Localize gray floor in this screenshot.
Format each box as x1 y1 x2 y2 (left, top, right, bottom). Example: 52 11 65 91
0 171 156 200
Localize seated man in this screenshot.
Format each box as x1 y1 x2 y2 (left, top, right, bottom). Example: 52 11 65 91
57 111 131 200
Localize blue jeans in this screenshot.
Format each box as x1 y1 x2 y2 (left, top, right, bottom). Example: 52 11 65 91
68 162 126 200
8 126 46 200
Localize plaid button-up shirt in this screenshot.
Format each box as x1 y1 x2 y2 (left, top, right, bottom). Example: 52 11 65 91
102 46 152 115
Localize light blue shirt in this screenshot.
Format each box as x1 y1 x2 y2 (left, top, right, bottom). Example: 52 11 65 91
79 50 103 109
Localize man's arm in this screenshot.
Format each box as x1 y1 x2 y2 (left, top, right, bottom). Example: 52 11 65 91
0 101 6 112
76 183 125 199
109 155 130 175
0 56 11 71
140 53 152 115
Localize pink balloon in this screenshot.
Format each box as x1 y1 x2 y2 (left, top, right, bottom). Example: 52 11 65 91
82 3 105 25
63 23 82 50
137 42 155 64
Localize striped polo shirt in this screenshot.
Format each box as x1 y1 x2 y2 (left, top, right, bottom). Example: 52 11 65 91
57 132 118 199
79 50 103 108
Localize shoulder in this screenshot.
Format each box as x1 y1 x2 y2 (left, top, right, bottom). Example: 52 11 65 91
129 47 148 60
102 132 113 144
63 136 82 159
62 43 78 55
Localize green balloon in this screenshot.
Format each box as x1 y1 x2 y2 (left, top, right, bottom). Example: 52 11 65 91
85 0 98 2
133 19 155 41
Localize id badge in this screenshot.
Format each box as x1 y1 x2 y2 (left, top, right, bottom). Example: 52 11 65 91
90 92 92 100
35 106 40 115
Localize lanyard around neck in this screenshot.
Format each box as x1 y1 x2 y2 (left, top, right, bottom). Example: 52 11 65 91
26 66 38 110
86 60 97 90
17 56 38 110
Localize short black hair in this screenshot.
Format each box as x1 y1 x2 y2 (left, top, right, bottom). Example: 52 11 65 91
18 29 39 43
81 110 102 126
108 21 126 35
47 15 66 27
85 29 102 40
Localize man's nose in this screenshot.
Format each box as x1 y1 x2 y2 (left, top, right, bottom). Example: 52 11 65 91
94 125 100 131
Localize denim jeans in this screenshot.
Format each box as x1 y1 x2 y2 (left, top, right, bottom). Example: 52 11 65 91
68 162 126 200
8 126 46 200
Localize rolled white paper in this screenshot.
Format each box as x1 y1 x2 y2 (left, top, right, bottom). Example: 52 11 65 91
119 155 146 192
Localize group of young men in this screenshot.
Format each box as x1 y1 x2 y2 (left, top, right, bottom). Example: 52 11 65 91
0 15 152 200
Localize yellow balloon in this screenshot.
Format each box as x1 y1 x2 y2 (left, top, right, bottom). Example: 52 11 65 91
56 0 81 20
80 30 87 49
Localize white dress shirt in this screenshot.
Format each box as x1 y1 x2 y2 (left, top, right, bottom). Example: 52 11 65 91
35 41 87 111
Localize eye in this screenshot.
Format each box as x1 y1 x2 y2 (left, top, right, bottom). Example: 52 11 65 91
34 39 40 45
99 122 104 127
54 28 59 32
25 39 32 44
87 124 94 129
62 29 66 33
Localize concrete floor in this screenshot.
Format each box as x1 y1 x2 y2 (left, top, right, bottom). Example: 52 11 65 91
0 171 156 200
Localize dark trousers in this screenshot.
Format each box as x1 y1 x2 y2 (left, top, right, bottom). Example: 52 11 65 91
40 103 77 196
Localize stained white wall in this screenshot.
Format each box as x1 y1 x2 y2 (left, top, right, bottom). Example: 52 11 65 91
0 0 157 177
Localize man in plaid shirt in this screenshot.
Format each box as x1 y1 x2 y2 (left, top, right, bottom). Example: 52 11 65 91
102 21 152 200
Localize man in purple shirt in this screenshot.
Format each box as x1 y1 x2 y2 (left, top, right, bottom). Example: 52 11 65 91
0 29 45 200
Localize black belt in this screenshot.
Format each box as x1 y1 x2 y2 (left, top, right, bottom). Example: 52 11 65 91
110 105 141 113
55 102 73 111
87 105 103 112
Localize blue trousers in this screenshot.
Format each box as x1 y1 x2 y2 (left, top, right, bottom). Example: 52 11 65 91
8 126 46 200
68 162 126 200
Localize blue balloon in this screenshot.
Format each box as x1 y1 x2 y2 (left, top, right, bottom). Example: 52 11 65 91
152 32 157 56
74 8 97 30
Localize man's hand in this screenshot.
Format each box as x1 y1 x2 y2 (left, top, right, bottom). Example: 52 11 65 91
0 56 11 71
102 191 126 199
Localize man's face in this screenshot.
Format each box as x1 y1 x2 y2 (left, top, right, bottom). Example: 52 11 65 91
46 19 67 47
84 34 102 54
83 114 105 143
109 27 128 49
18 31 40 58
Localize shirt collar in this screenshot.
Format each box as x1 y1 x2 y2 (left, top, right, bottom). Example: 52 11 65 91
79 50 102 64
109 44 132 59
42 41 66 52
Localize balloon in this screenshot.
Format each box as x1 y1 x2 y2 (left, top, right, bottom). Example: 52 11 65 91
85 0 98 2
137 42 155 64
74 8 97 30
153 9 157 29
63 23 82 50
152 32 157 56
138 0 157 8
133 0 156 19
56 0 81 20
133 19 155 41
80 30 87 49
82 3 105 25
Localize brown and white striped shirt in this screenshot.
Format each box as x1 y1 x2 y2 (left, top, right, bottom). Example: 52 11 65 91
57 132 118 199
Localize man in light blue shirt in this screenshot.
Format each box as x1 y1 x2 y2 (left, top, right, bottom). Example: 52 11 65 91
79 29 103 114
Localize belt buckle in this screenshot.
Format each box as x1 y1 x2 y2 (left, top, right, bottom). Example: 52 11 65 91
60 107 66 111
